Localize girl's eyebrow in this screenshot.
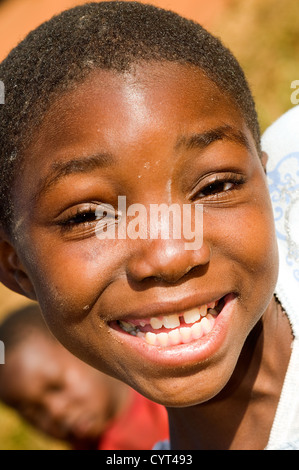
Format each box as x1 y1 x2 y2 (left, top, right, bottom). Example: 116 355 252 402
176 124 252 152
34 152 114 202
33 126 250 203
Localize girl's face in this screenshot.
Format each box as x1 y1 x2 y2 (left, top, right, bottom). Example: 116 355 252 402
11 63 278 406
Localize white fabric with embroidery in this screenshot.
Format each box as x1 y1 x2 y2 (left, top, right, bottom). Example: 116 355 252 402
262 105 299 450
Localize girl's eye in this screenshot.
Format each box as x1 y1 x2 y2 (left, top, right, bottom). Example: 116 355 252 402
59 206 98 229
193 175 245 200
57 203 120 236
198 181 234 197
66 210 97 226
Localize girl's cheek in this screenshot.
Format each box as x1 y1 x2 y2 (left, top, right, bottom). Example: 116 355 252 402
206 202 278 277
34 239 124 312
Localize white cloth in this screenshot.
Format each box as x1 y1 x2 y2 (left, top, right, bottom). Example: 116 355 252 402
262 105 299 450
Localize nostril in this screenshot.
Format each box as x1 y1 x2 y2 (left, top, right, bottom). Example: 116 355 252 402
126 237 211 285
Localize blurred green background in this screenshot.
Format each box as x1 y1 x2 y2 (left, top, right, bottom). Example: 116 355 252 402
0 0 298 450
216 0 299 133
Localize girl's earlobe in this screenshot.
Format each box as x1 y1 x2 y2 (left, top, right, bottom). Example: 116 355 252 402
0 236 37 300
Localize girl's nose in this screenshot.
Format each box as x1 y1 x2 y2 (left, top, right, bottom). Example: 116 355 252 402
126 237 211 284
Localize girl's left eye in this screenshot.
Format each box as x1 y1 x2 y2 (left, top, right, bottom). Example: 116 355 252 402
193 175 246 200
198 180 234 197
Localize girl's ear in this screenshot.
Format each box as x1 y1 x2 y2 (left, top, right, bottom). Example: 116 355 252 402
0 232 37 300
261 151 268 174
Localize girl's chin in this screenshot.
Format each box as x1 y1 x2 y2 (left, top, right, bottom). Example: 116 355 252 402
137 362 235 408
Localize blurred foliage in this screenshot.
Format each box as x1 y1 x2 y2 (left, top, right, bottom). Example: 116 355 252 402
213 0 299 133
0 403 69 450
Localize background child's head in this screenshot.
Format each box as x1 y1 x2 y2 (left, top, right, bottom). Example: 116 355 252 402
0 304 129 446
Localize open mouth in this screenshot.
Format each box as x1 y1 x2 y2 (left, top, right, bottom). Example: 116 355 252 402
114 296 226 348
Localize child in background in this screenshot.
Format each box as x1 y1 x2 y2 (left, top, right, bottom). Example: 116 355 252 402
0 304 169 450
0 2 297 449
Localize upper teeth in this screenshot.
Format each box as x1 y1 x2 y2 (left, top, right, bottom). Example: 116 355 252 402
143 313 216 347
117 299 223 347
119 303 217 335
149 305 207 330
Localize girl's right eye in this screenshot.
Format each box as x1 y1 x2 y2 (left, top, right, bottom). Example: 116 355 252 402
63 209 97 226
57 202 120 238
58 204 98 230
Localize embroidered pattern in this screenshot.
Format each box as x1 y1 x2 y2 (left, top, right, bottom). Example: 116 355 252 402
267 152 299 282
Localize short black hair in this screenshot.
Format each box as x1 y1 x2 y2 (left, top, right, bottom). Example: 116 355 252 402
0 1 260 235
0 304 53 355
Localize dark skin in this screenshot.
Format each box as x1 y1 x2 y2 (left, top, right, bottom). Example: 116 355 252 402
0 62 293 449
169 303 292 449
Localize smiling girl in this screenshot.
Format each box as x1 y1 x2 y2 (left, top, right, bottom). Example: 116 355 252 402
0 2 295 449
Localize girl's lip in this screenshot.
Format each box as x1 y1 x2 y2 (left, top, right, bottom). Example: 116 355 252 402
108 293 238 368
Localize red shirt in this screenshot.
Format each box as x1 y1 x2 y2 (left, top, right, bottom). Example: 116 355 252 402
97 389 169 450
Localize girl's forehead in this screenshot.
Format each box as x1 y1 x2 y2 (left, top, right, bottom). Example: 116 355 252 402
27 62 249 162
